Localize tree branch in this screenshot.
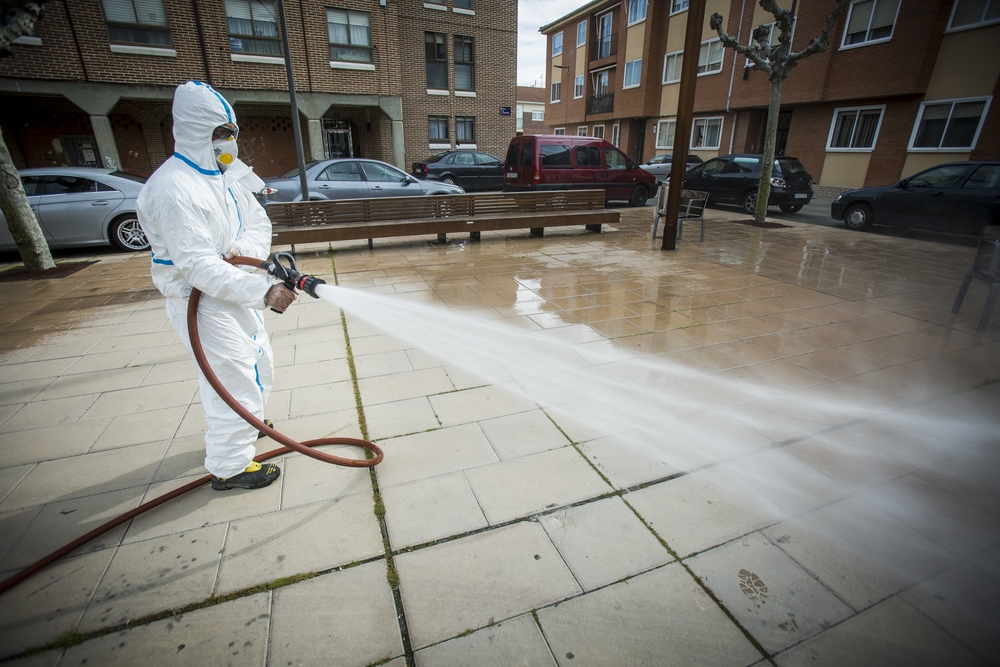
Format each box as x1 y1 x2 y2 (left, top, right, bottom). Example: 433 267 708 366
787 0 850 67
710 12 772 76
0 2 44 57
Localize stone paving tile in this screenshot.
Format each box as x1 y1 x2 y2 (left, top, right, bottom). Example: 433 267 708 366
0 394 99 434
32 366 151 401
414 614 556 667
364 396 441 441
353 349 414 378
687 531 853 654
774 597 984 667
374 423 498 489
536 562 763 667
395 521 581 650
476 409 571 460
358 367 456 405
65 592 270 666
0 651 61 667
0 378 52 407
270 561 404 667
286 379 358 418
89 406 185 452
277 448 373 509
81 380 199 421
0 418 110 467
381 471 488 550
429 385 539 427
79 523 228 632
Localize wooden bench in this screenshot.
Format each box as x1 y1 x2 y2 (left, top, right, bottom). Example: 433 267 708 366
267 189 618 249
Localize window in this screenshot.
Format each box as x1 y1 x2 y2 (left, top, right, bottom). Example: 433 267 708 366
611 122 620 146
627 0 647 24
623 58 642 88
962 164 1000 189
910 98 991 150
454 0 473 8
554 127 566 135
576 145 601 166
605 147 628 170
592 125 605 139
327 8 371 63
672 0 689 13
949 0 1000 30
101 0 172 46
425 32 447 90
663 51 682 84
319 162 362 181
578 126 588 136
597 13 613 58
698 39 723 75
842 0 899 47
552 31 563 56
429 115 448 141
655 119 675 149
531 110 544 121
475 152 501 167
541 144 572 167
361 162 407 182
226 0 279 55
745 23 773 66
574 75 584 98
454 35 474 91
726 156 760 173
691 117 723 149
906 164 970 188
594 70 609 97
456 116 475 143
827 106 884 150
577 20 587 46
551 81 562 102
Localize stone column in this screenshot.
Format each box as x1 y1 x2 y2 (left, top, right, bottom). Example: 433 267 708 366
307 118 324 161
89 115 122 170
391 119 405 171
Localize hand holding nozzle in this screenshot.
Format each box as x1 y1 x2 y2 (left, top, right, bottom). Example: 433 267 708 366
260 251 326 313
265 284 297 312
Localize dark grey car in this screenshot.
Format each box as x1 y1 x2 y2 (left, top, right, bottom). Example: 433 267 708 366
263 158 465 202
0 167 149 252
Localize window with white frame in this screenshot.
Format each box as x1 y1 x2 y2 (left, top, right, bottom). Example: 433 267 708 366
574 75 584 98
662 51 682 84
554 127 566 135
698 38 723 75
577 20 587 46
454 35 474 91
327 8 371 63
456 116 475 144
578 126 588 136
842 0 900 47
611 122 620 146
101 0 172 46
627 0 647 24
593 125 605 139
691 117 723 149
827 106 884 150
531 109 544 121
551 80 562 102
552 31 563 56
594 70 609 97
624 58 642 88
745 22 773 66
909 97 992 150
656 119 675 149
949 0 1000 30
671 0 689 14
227 0 280 55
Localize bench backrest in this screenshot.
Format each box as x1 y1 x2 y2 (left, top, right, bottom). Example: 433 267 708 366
655 187 709 218
268 189 607 229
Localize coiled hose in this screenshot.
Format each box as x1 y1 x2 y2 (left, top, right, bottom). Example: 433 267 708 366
0 256 383 596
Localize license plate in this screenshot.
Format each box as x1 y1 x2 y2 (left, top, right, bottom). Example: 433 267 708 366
507 172 517 177
793 193 807 199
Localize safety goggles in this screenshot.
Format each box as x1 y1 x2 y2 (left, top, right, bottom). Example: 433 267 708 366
212 124 238 141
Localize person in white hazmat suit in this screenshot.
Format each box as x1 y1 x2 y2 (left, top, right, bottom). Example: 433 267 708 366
137 81 296 490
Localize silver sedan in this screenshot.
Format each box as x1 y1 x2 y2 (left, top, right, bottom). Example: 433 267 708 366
0 167 149 252
263 158 465 202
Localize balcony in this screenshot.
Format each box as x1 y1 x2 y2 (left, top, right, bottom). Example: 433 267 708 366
590 32 618 61
588 93 614 115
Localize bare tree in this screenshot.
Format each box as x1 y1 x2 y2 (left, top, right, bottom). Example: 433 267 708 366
710 0 849 223
0 1 55 271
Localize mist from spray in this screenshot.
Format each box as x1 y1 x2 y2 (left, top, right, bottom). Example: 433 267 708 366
315 282 999 611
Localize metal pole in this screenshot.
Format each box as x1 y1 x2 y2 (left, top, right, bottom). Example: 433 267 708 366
277 0 309 203
661 0 707 250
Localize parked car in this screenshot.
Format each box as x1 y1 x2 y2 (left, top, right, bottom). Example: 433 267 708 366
0 167 149 253
831 161 1000 235
263 158 465 202
411 150 504 191
503 134 655 207
641 153 704 185
675 154 814 214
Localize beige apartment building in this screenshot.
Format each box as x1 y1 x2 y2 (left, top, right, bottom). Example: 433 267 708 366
541 0 999 193
0 0 516 178
516 85 547 135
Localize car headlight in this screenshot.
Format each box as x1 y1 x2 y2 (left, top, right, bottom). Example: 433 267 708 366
834 194 842 202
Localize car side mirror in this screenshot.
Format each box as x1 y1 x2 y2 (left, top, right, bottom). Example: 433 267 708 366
897 179 908 189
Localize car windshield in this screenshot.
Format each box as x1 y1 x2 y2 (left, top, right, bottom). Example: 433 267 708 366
775 158 808 174
108 171 148 183
279 161 320 178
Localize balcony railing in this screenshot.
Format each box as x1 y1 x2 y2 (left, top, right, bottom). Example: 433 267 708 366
588 93 614 115
590 32 618 61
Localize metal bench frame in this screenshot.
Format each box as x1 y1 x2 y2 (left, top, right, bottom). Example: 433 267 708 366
952 226 1000 331
652 187 709 242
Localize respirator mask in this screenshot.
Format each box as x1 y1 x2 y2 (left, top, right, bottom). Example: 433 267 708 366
212 124 239 170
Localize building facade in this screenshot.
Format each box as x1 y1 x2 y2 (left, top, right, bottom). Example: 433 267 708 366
0 0 517 178
515 85 547 134
540 0 999 193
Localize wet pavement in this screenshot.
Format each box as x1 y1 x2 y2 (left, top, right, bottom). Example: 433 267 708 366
0 204 997 666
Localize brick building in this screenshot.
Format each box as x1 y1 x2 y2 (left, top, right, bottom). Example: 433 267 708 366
0 0 517 178
540 0 999 192
516 85 547 134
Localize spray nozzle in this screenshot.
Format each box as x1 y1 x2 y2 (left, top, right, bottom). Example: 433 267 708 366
262 251 326 302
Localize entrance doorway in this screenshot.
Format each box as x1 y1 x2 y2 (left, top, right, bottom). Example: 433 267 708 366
62 136 102 167
323 119 354 159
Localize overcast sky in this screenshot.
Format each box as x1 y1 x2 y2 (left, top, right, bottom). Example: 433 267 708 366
517 0 589 88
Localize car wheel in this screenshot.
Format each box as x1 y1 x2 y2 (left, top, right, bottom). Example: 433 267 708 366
742 190 758 215
628 185 649 207
843 202 874 231
779 203 803 214
442 176 457 186
109 214 149 252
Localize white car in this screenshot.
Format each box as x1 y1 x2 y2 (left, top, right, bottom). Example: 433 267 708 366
263 158 465 202
640 154 704 185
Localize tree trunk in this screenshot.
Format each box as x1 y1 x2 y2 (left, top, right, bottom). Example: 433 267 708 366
754 76 784 224
0 127 54 272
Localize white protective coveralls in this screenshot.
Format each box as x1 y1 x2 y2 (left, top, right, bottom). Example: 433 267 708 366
137 81 276 479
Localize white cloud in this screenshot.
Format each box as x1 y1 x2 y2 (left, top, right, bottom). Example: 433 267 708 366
517 0 587 88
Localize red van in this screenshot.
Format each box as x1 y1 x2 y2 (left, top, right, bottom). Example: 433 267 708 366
503 135 655 207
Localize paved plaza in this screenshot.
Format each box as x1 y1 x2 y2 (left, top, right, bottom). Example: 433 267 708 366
0 205 998 666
